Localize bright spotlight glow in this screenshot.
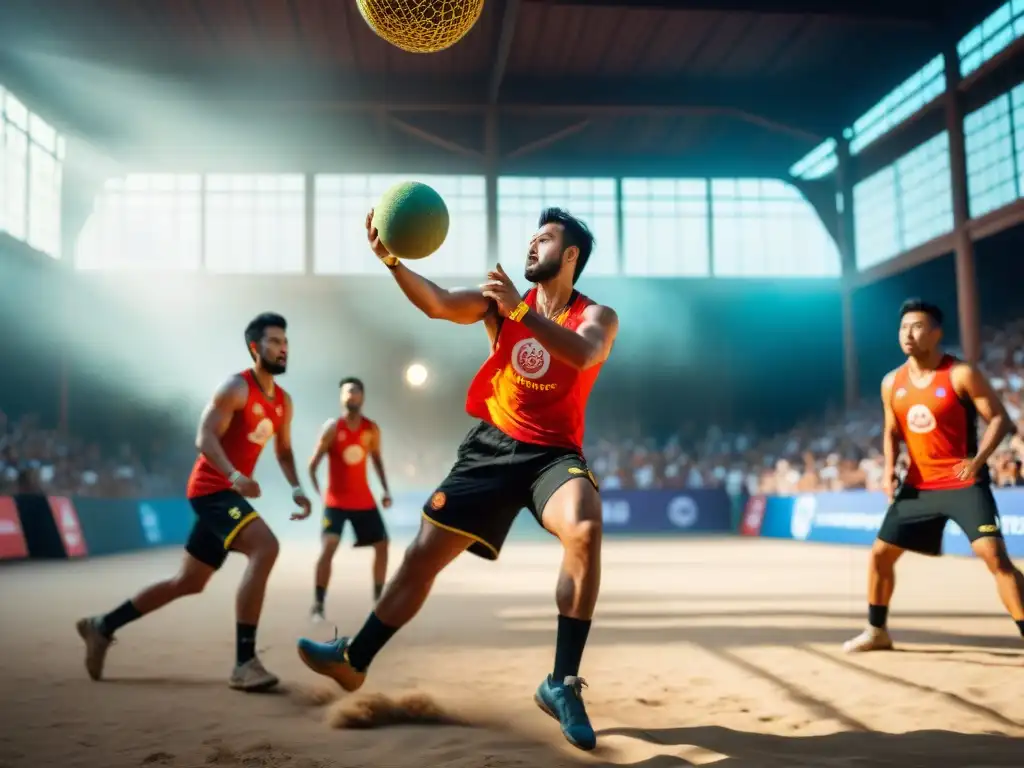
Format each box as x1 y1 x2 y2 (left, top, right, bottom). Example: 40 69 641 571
405 362 428 388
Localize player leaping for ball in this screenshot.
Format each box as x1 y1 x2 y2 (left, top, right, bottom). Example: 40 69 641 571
308 376 393 620
297 208 618 752
844 299 1024 653
77 313 313 691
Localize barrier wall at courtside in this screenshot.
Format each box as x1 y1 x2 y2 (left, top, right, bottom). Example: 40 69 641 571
739 489 1024 557
0 488 736 562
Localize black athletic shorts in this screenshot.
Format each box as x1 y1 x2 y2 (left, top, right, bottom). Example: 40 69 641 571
322 506 388 546
877 483 1002 556
186 489 261 569
422 420 599 561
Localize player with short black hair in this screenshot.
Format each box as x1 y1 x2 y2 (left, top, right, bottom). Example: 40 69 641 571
308 375 392 620
297 208 618 752
844 299 1024 652
76 312 313 690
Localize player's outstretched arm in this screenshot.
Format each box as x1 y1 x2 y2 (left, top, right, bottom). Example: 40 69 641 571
363 209 492 325
276 393 312 518
307 419 337 497
195 375 249 478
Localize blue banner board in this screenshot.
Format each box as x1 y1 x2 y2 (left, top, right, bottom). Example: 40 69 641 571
758 488 1024 557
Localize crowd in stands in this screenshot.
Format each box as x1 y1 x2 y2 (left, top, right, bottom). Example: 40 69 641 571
4 317 1024 499
0 410 186 498
585 317 1024 493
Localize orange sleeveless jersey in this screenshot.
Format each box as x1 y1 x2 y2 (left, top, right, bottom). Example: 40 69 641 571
186 370 288 499
465 288 603 452
324 417 378 510
890 354 979 491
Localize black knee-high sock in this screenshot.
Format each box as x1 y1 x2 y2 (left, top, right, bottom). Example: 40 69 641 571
373 583 384 601
345 612 398 671
868 604 888 629
1016 619 1024 637
315 586 326 607
99 600 142 638
553 615 592 681
237 624 257 665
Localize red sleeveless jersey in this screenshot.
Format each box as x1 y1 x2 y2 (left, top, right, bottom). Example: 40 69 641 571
186 370 287 499
465 288 603 452
324 416 378 510
890 354 979 491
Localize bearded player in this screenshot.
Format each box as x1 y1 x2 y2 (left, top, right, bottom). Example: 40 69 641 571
308 376 393 620
298 208 617 751
76 312 313 690
844 299 1024 653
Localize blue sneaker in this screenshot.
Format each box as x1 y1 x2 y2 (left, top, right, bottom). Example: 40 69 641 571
296 631 367 692
534 675 596 751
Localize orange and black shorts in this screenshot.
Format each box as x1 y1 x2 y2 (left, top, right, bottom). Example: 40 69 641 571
422 421 598 561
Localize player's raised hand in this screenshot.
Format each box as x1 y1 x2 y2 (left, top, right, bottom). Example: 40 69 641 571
365 209 391 261
481 264 523 318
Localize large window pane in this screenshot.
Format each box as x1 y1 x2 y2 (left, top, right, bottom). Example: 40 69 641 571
711 178 840 277
959 2 1022 78
964 93 1018 218
848 56 945 154
621 178 710 276
2 123 28 241
76 174 202 270
498 177 618 276
315 174 486 277
854 167 900 269
853 132 953 270
28 144 61 257
204 174 305 273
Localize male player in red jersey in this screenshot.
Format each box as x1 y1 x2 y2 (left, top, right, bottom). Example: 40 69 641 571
307 376 392 620
76 313 313 690
844 299 1024 653
298 208 618 751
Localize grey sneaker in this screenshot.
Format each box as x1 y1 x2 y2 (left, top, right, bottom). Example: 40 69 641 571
229 657 280 692
842 625 894 653
76 616 113 681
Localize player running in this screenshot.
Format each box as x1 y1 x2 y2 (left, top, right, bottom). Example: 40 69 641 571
76 313 312 690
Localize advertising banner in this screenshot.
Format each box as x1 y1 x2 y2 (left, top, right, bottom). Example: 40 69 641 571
739 494 767 537
597 488 732 535
136 499 196 547
0 496 29 560
47 496 88 558
757 489 1024 557
73 498 147 556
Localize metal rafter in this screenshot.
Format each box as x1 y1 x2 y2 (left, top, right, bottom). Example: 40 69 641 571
523 0 941 23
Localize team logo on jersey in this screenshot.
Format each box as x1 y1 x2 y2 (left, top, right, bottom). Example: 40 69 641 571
895 388 907 399
247 417 275 446
337 430 347 441
276 404 284 417
430 491 446 511
342 444 366 465
252 403 265 417
905 404 937 434
511 338 551 380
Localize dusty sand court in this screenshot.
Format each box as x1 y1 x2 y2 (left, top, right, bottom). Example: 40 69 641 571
0 536 1022 767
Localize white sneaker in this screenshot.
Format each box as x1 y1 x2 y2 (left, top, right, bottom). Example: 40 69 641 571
229 657 280 692
76 616 113 681
842 625 894 653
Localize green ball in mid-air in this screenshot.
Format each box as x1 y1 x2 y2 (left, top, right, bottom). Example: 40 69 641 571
372 181 450 260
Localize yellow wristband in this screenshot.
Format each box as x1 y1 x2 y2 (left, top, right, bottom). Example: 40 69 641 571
382 255 399 269
507 301 529 322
